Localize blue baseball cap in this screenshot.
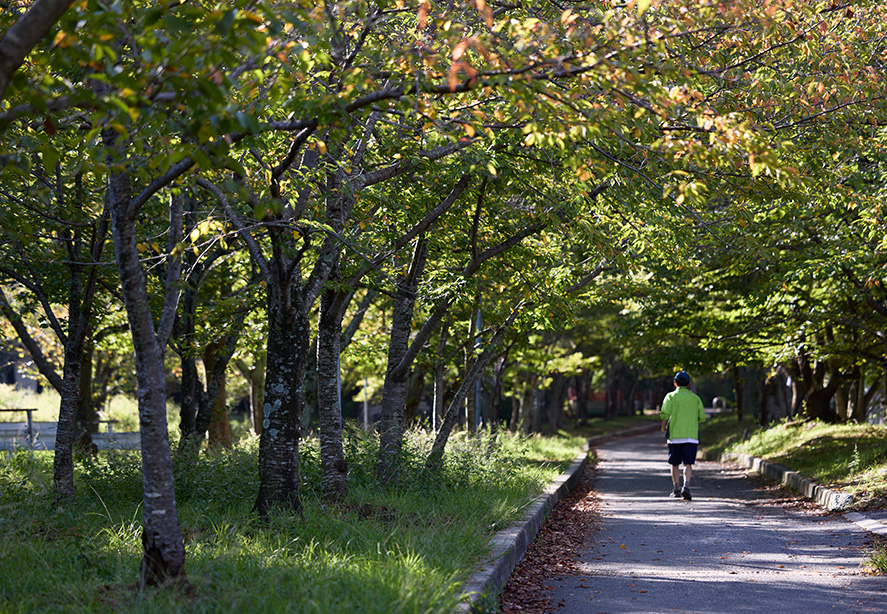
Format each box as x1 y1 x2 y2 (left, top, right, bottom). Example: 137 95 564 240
674 371 691 386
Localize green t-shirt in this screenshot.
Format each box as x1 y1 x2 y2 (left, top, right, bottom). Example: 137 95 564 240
659 387 706 443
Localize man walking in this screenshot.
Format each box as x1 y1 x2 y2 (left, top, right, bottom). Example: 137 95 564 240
660 371 706 501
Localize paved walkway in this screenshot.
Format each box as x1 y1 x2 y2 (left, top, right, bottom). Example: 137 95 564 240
543 431 887 613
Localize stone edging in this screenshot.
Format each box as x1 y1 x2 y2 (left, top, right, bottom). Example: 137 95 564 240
844 512 887 537
715 451 854 511
457 421 661 613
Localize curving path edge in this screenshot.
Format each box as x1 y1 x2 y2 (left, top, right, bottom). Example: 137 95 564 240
456 423 660 613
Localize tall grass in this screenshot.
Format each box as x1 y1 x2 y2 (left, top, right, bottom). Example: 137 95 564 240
0 423 586 613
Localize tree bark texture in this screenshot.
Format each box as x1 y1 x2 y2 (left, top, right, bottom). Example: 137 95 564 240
316 286 348 501
205 339 231 449
376 239 428 484
254 299 309 515
109 169 186 585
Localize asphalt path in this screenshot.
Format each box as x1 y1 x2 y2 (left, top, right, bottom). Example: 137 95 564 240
543 430 887 613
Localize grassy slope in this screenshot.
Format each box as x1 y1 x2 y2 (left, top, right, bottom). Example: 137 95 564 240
701 412 887 510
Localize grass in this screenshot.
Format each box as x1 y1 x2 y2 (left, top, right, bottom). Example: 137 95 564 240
867 537 887 574
0 422 591 613
700 413 887 509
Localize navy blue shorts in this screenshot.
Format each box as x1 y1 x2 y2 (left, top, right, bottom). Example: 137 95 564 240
668 443 698 466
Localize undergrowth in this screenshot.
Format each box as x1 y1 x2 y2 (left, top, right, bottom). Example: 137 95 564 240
0 424 587 613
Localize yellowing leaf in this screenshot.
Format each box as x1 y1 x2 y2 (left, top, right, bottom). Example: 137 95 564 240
452 40 469 60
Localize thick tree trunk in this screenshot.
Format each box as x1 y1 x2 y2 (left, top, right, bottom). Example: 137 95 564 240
316 286 348 501
254 299 308 516
109 170 185 585
547 375 567 434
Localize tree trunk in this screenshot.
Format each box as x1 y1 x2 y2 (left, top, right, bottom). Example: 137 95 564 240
508 373 521 432
850 365 870 423
52 211 109 501
75 334 98 451
205 339 231 449
178 350 200 448
52 324 86 502
109 168 185 585
404 366 428 425
575 372 589 426
732 366 745 422
249 354 267 435
316 286 348 501
547 375 567 434
835 384 850 422
235 354 267 436
254 298 309 516
426 304 521 470
520 374 537 435
433 319 449 432
376 239 427 484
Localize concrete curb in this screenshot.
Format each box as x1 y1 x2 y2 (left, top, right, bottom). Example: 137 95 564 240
457 422 661 613
844 512 887 537
456 451 589 613
714 451 854 511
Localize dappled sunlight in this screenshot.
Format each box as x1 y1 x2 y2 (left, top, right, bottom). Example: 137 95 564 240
545 431 887 612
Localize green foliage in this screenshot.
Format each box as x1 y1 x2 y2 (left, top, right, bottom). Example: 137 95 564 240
867 537 887 574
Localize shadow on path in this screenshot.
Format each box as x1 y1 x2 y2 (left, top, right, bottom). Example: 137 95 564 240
542 431 887 614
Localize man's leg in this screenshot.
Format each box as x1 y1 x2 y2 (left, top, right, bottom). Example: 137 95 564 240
683 464 693 488
671 464 681 488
